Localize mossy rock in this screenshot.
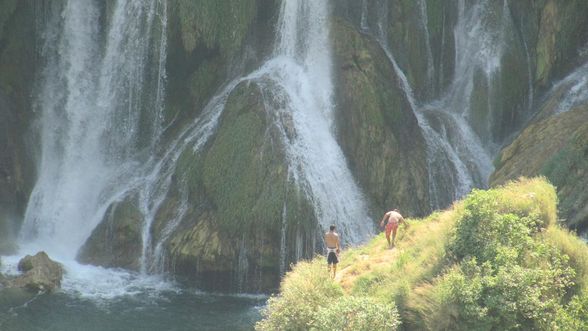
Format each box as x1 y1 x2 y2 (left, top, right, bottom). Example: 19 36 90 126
384 0 432 100
332 0 457 101
491 105 588 229
331 18 430 217
77 197 143 271
156 82 318 292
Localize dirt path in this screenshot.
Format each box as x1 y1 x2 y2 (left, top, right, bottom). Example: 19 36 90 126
335 243 400 292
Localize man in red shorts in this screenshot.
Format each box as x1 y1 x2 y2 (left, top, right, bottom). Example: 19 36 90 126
379 209 407 248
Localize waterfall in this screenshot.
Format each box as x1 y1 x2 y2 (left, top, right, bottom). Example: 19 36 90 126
546 61 588 114
19 0 371 285
362 0 499 209
139 0 373 282
21 0 166 259
418 0 435 94
258 0 374 244
8 0 172 298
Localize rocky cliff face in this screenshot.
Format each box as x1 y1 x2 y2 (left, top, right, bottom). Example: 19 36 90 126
164 0 277 138
0 0 37 254
331 18 429 217
491 0 588 233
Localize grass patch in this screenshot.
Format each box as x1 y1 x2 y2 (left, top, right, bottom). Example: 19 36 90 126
258 178 588 330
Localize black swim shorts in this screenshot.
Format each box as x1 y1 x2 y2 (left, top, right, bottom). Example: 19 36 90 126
327 252 338 265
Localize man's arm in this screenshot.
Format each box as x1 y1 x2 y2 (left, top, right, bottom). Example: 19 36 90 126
379 212 390 228
336 235 341 253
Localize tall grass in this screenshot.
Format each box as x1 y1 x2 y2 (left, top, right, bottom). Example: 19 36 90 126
257 178 588 330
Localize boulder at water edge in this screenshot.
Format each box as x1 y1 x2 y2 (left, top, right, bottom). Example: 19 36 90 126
10 251 64 292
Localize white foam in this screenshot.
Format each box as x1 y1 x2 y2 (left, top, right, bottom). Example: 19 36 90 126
1 254 178 302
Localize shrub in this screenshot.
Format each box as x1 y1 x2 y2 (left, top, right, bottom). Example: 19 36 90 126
256 259 344 331
554 293 588 330
448 189 542 263
312 296 400 331
440 180 575 330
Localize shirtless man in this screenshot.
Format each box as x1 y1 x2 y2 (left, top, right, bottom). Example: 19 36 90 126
324 225 341 279
380 209 407 248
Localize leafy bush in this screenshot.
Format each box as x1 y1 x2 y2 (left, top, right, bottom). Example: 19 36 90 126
440 182 575 330
449 189 543 263
256 259 401 331
554 293 588 330
312 296 400 331
256 259 344 331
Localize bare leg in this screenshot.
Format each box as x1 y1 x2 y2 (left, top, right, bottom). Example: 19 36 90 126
391 229 398 247
332 264 337 279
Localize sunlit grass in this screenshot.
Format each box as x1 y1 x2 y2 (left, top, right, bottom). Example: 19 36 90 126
258 178 588 330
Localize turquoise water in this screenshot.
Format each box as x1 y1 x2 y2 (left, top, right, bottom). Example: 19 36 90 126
0 289 265 331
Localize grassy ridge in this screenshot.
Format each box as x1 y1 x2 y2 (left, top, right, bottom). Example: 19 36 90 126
257 178 588 330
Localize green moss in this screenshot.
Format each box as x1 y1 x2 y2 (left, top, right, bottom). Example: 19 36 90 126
203 84 279 234
175 0 257 56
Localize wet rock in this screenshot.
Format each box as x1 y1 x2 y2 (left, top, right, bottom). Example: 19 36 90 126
77 198 143 271
10 252 64 292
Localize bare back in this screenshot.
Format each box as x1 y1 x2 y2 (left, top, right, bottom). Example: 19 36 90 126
387 210 403 225
325 231 340 249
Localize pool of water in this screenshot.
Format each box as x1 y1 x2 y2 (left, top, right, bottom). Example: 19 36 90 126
0 289 265 331
0 255 265 331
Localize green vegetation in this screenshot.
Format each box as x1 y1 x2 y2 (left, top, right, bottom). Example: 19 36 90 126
258 178 588 330
256 260 400 331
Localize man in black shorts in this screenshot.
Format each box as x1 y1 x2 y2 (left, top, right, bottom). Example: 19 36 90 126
325 225 341 279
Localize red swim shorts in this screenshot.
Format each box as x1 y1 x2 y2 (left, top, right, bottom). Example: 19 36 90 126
385 222 398 238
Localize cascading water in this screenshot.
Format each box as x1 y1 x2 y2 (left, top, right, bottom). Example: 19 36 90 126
255 0 374 244
142 0 374 280
545 61 588 114
14 0 372 297
13 0 170 297
155 0 374 251
362 0 502 209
